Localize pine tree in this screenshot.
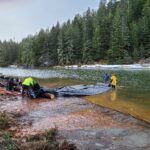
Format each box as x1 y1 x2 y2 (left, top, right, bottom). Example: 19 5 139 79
32 29 46 66
110 0 131 63
139 0 150 58
47 23 60 66
57 29 64 65
82 8 94 63
96 2 111 60
72 15 83 64
20 36 34 67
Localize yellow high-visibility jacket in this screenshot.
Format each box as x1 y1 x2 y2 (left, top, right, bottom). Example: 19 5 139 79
111 75 117 86
22 77 35 86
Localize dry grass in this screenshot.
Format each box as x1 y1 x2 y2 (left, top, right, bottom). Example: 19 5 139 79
21 128 77 150
0 113 15 130
0 128 78 150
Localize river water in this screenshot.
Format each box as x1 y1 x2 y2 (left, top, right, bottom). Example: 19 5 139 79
0 67 150 123
86 88 150 123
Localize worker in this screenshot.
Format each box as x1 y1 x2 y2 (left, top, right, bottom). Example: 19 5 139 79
22 77 55 99
110 73 117 89
102 73 110 84
22 77 40 98
6 77 14 91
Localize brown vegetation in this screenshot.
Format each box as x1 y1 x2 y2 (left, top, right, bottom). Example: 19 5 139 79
0 113 16 130
0 112 77 150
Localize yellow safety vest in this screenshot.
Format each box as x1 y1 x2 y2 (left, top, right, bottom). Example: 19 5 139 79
22 77 35 86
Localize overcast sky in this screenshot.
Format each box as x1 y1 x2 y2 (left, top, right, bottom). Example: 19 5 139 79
0 0 99 42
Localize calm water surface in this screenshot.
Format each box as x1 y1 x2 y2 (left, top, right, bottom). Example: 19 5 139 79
86 88 150 123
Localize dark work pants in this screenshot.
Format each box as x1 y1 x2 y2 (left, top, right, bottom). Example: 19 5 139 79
22 85 36 98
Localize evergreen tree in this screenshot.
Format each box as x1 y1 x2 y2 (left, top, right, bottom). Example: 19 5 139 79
72 15 83 64
32 29 46 66
19 36 34 67
92 27 101 61
63 20 75 65
82 8 94 64
110 0 131 63
38 24 60 67
96 1 111 60
57 28 65 65
130 22 139 61
138 0 150 58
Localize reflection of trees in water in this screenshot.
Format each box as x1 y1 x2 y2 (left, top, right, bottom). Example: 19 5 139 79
110 90 117 101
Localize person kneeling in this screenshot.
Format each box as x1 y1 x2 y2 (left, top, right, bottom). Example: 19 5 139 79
22 77 39 99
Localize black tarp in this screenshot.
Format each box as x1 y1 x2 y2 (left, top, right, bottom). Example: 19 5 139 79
43 83 111 97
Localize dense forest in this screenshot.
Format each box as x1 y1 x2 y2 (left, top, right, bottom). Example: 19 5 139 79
0 0 149 67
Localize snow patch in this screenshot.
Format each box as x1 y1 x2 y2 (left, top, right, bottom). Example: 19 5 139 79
62 64 150 70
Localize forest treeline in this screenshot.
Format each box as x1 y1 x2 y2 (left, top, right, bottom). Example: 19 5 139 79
0 0 150 67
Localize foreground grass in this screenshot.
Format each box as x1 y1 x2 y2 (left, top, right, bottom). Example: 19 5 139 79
0 112 18 150
0 113 15 130
22 128 77 150
0 129 77 150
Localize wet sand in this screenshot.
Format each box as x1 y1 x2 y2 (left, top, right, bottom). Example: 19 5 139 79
0 95 150 150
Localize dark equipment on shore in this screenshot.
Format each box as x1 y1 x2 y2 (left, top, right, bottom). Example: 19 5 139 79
0 82 110 98
0 74 111 98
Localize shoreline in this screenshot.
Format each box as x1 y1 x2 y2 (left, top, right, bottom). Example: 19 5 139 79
55 63 150 70
6 63 150 70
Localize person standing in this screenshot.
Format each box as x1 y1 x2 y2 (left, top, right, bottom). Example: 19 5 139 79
110 73 117 89
102 73 110 84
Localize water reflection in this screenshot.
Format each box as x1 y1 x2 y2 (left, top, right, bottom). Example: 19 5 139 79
110 90 117 101
86 88 150 123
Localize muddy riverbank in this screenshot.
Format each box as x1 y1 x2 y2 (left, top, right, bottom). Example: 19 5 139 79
0 94 150 150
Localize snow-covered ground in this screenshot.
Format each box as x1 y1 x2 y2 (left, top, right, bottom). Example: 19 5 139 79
62 64 150 70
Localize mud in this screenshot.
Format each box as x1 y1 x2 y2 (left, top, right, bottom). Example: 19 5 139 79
0 95 150 150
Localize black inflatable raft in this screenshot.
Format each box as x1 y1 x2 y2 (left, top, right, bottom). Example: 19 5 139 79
44 83 111 97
